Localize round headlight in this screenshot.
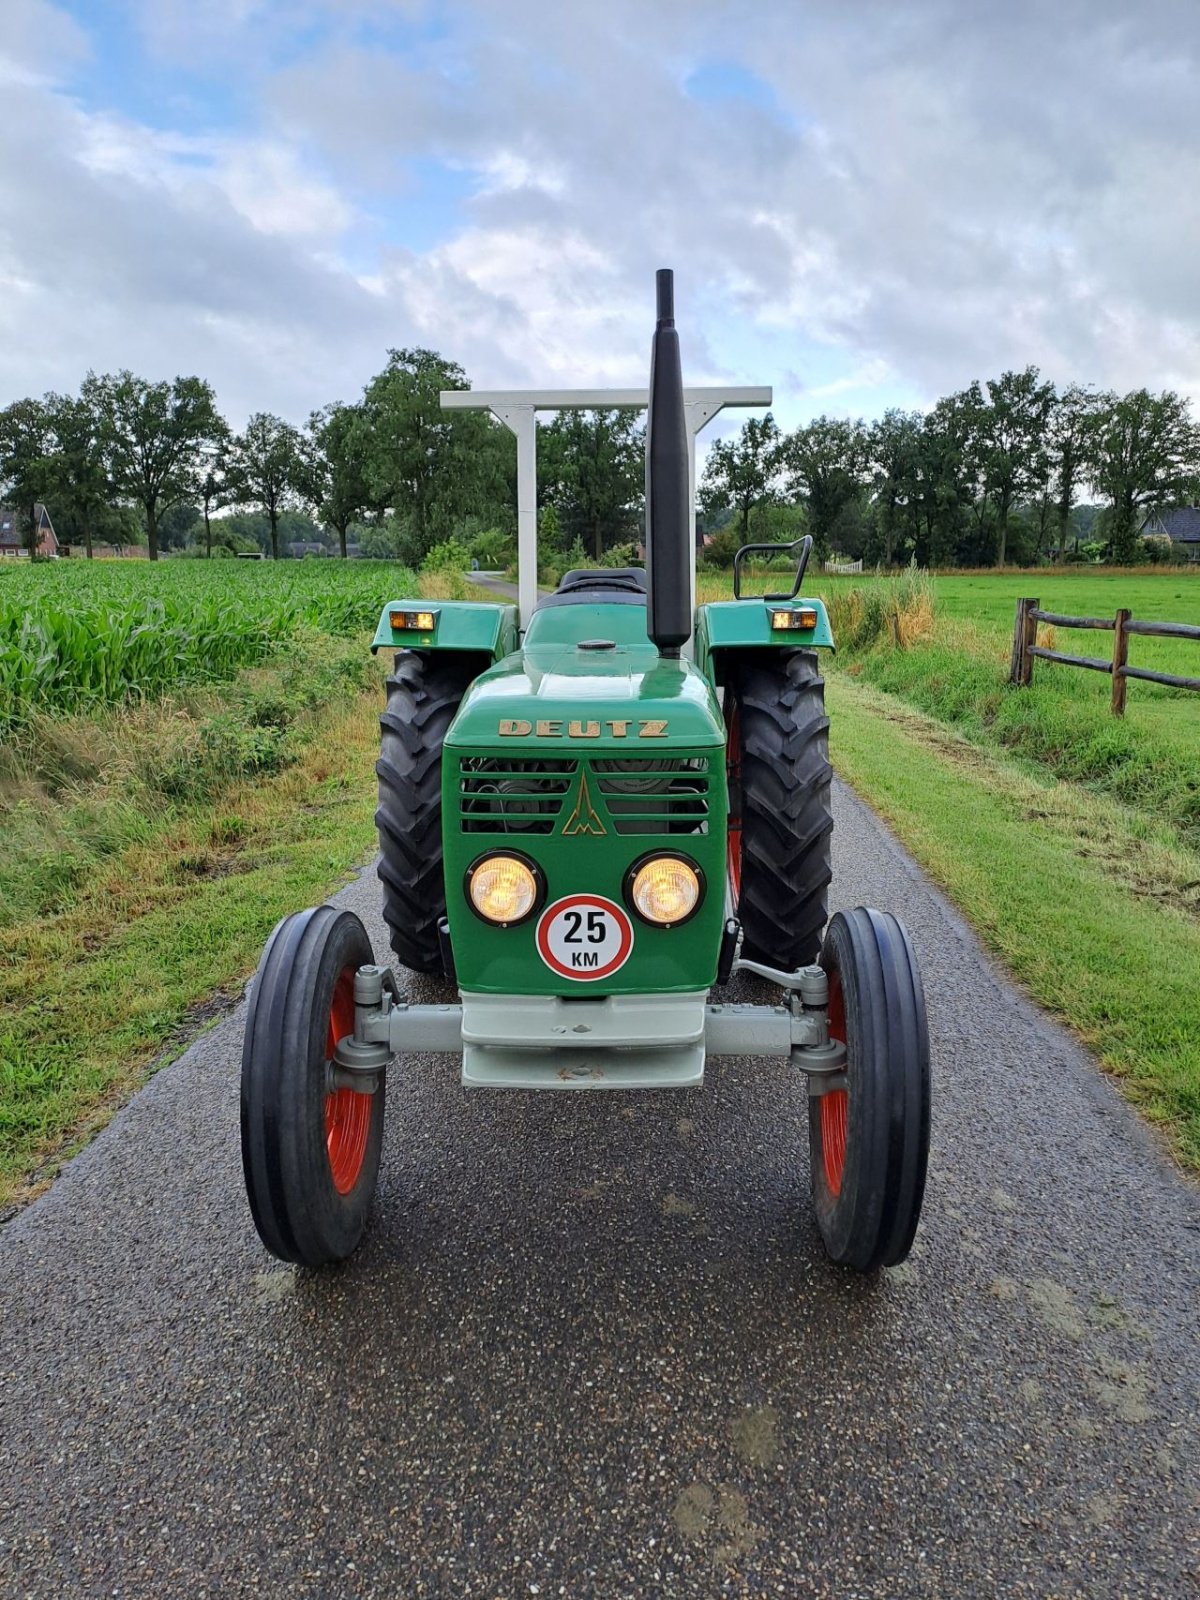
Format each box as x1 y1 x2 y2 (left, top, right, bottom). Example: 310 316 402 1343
467 853 542 926
628 855 702 926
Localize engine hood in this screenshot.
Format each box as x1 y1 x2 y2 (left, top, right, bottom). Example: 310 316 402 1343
445 603 724 753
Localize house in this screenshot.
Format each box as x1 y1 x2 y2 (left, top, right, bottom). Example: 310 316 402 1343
1142 507 1200 562
0 503 59 558
288 540 328 558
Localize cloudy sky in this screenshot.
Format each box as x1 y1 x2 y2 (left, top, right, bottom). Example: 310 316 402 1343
1 0 1198 444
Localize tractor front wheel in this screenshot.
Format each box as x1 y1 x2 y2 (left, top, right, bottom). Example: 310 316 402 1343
809 907 930 1271
241 905 386 1266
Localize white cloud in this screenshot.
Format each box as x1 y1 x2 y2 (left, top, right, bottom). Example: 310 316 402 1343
0 0 1198 437
217 143 357 239
0 0 89 81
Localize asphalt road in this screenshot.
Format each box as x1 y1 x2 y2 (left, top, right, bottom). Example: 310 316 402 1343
1 780 1197 1598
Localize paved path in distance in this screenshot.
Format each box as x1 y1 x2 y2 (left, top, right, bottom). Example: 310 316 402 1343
1 781 1197 1598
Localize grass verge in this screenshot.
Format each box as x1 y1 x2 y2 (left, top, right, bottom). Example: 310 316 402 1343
0 644 387 1210
827 673 1200 1171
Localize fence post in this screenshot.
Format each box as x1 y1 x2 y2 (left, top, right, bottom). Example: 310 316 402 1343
1010 598 1027 684
1021 597 1039 686
1111 608 1130 716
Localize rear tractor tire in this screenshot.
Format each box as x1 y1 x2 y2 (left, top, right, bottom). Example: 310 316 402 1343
809 908 930 1271
241 905 385 1267
725 650 833 968
376 651 476 975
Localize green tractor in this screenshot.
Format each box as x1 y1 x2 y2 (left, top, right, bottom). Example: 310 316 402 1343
241 271 930 1274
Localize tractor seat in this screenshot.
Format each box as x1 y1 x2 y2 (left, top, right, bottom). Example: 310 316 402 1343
535 567 647 607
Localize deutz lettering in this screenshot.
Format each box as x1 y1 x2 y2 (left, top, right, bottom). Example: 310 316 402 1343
499 718 669 738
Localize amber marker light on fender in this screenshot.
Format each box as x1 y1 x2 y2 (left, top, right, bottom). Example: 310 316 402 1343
390 610 438 632
769 607 818 631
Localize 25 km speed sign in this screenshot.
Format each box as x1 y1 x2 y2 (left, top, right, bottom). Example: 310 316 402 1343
535 894 634 982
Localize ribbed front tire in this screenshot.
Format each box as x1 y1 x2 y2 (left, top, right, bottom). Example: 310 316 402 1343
809 908 931 1271
376 652 474 975
725 650 833 967
241 906 385 1266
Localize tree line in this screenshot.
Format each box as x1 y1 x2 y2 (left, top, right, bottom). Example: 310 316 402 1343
0 349 648 566
699 374 1200 567
2 350 1196 567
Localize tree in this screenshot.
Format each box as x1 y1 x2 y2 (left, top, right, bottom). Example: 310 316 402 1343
914 393 978 567
197 439 236 559
41 392 112 559
83 371 225 560
229 412 305 560
868 410 923 565
305 403 371 558
539 408 644 559
699 414 782 544
1047 384 1100 562
976 368 1056 565
0 398 54 555
357 348 509 558
1084 389 1200 563
158 502 202 550
784 416 869 552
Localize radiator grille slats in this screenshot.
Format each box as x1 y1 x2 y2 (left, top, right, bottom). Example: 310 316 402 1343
591 757 710 836
456 754 711 836
459 757 576 834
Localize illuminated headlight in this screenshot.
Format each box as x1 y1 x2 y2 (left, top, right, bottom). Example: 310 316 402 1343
466 853 543 926
390 609 437 632
626 855 703 927
769 607 818 631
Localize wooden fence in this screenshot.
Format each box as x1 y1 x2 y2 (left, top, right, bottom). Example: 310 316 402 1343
1009 597 1200 716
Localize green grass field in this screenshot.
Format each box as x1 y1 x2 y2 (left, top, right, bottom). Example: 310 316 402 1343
700 564 1200 1165
919 569 1200 749
0 558 423 1205
703 566 1200 842
827 674 1200 1168
0 558 414 729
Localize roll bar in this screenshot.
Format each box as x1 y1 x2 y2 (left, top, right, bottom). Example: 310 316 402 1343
440 371 770 633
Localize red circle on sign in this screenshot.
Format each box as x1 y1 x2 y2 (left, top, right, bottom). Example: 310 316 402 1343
535 894 634 982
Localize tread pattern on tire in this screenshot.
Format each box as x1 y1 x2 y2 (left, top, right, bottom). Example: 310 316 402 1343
241 904 385 1267
376 651 478 974
809 907 930 1272
729 649 833 967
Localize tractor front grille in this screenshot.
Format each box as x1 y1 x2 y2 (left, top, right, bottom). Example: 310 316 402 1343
456 754 712 837
458 757 577 834
591 756 711 836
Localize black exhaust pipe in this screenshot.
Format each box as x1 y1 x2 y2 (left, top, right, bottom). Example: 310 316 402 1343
645 268 691 658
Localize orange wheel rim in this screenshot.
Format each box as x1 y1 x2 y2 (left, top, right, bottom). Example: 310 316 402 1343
820 968 848 1196
324 967 371 1195
726 697 742 903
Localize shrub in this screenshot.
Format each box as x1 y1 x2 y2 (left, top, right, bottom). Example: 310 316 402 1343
826 571 936 652
421 537 472 573
468 527 515 569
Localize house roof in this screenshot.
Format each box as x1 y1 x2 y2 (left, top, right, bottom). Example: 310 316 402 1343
0 503 55 548
1147 506 1200 542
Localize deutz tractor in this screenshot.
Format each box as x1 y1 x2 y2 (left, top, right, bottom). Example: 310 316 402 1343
241 270 930 1274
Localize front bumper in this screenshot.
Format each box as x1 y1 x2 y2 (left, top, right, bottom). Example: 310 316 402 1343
461 990 709 1088
336 977 833 1092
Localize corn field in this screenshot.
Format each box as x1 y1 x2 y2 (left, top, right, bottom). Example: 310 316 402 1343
0 560 417 731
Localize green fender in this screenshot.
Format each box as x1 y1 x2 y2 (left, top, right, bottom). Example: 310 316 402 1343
694 598 835 686
371 600 519 660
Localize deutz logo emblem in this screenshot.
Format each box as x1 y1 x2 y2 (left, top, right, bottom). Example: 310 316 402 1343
498 718 668 738
562 769 605 837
